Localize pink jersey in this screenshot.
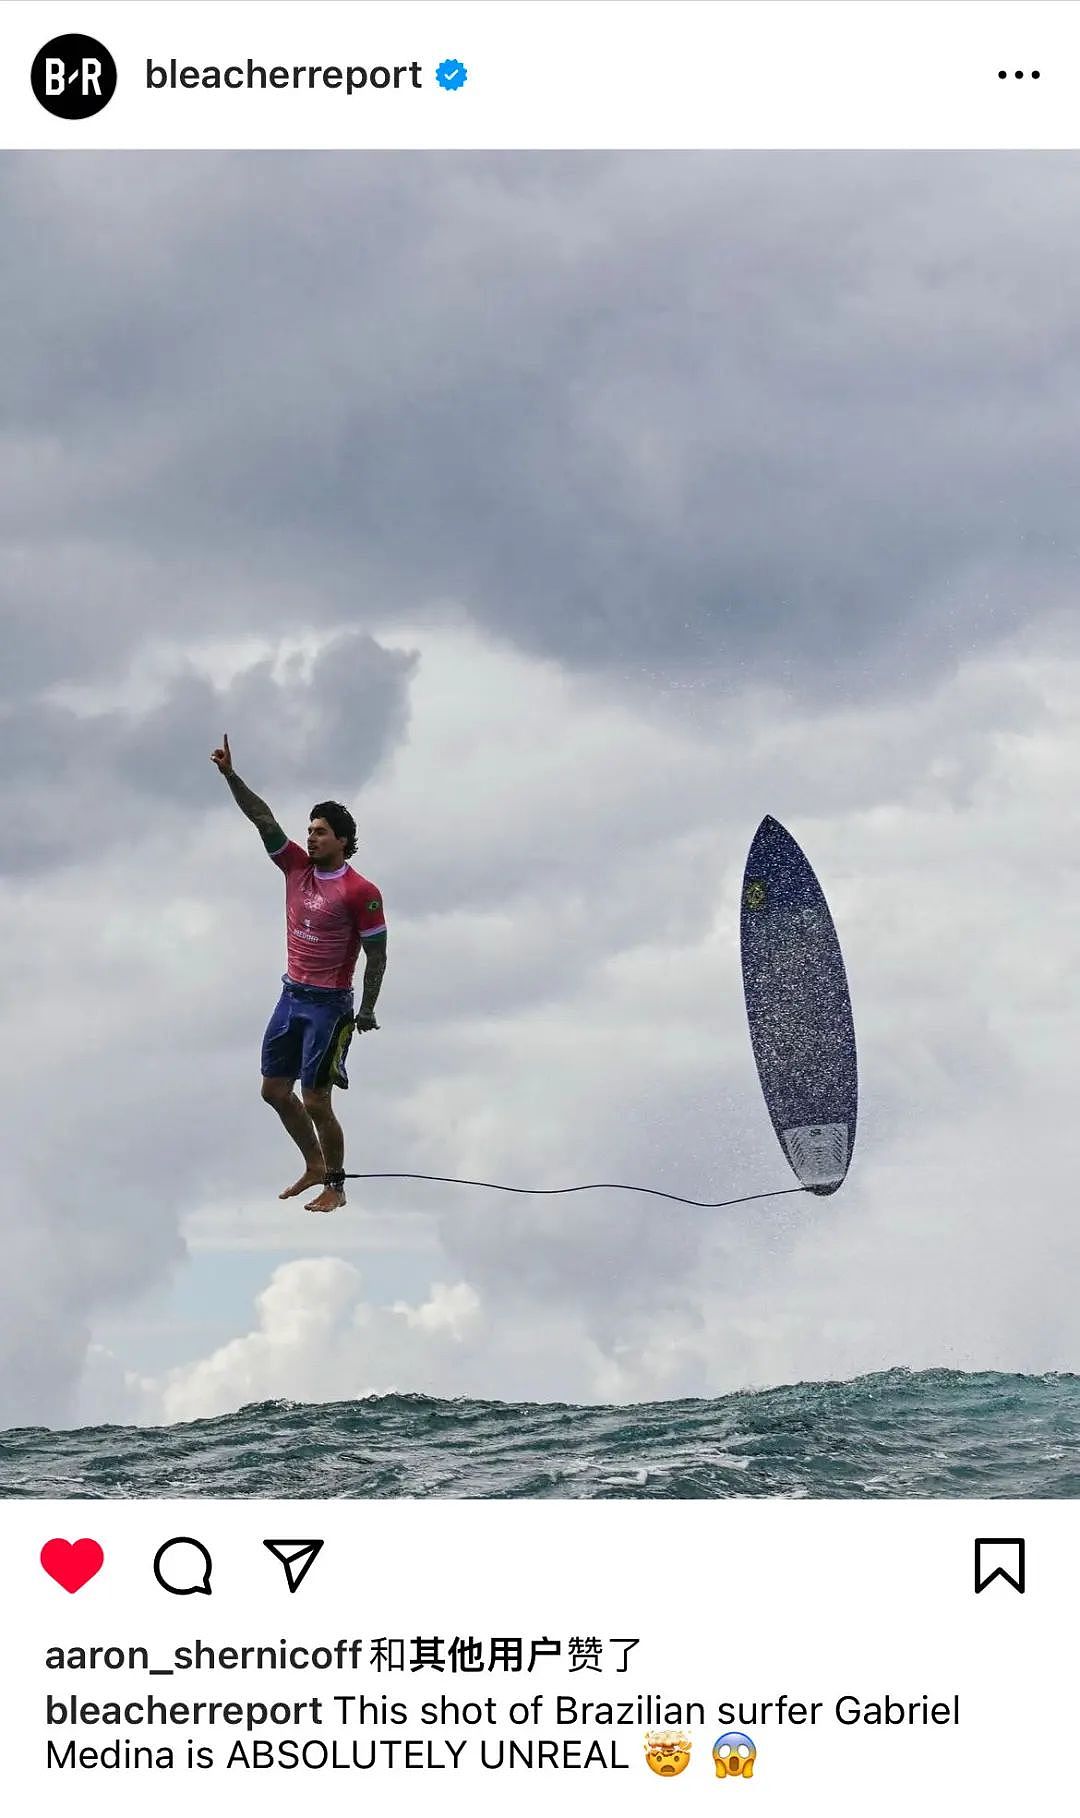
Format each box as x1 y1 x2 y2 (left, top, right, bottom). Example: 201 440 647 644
269 840 386 990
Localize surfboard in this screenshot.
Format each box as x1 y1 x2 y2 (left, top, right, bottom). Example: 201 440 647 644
740 816 857 1195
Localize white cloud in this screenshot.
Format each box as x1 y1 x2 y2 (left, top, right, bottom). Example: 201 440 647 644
153 1261 482 1424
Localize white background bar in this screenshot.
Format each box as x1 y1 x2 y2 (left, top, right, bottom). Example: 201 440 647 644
4 1498 1069 1811
2 2 1078 149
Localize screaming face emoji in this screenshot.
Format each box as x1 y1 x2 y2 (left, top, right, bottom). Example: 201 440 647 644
644 1731 692 1776
713 1731 756 1778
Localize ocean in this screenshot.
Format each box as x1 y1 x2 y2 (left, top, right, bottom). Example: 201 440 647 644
1 1368 1076 1498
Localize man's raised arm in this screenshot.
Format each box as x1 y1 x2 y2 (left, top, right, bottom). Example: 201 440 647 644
210 734 286 851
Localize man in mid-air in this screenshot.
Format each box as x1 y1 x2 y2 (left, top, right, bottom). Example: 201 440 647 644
211 733 387 1214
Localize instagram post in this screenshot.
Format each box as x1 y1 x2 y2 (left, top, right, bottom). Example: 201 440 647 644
1 3 1077 1811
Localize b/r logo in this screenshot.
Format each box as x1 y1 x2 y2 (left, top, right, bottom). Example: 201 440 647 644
31 35 117 119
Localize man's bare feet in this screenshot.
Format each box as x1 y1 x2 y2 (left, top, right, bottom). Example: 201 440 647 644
280 1166 325 1200
304 1185 347 1215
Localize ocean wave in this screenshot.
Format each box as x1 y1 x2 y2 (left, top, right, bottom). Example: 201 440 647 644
2 1368 1077 1499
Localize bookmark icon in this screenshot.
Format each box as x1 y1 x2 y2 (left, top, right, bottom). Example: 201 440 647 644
974 1537 1025 1595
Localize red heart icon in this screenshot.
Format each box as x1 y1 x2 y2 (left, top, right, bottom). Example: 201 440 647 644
41 1538 104 1593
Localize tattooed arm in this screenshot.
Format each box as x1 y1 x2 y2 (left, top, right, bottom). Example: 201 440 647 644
210 734 286 850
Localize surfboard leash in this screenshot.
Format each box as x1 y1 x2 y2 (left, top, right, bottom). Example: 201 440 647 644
340 1172 809 1210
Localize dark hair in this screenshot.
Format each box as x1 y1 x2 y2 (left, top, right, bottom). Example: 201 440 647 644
310 800 357 860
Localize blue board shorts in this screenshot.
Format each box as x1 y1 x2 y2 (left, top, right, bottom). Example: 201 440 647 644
261 976 355 1090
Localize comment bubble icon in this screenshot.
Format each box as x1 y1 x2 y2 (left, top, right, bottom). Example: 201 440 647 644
153 1536 213 1596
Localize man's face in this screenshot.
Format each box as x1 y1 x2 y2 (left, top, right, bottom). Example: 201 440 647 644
307 818 346 868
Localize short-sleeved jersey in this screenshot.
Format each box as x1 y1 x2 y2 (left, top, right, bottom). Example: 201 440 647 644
268 839 386 990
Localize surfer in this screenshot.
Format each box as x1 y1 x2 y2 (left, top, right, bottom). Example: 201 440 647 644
210 733 387 1214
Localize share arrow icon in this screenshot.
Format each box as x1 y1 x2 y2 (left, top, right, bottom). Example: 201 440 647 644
262 1538 324 1593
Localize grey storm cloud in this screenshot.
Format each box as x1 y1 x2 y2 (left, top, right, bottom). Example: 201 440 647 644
2 149 1080 1429
0 630 416 871
5 152 1080 711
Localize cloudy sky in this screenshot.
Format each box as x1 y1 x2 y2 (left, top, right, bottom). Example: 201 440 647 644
3 152 1078 1431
